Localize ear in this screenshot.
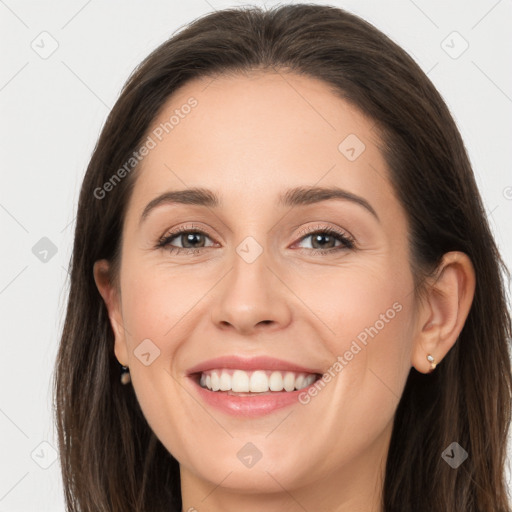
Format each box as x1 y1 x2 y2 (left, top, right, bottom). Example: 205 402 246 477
411 251 476 374
93 259 129 366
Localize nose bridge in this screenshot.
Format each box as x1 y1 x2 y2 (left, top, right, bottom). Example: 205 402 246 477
209 230 292 333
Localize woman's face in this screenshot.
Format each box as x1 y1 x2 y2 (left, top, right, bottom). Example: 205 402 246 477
98 71 423 504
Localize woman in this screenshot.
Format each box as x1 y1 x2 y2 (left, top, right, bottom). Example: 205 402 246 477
54 4 512 511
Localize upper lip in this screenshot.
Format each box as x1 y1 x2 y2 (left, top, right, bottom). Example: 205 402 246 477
186 355 323 376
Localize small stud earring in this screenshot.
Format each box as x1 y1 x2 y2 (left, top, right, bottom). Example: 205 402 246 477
426 354 437 373
120 365 131 385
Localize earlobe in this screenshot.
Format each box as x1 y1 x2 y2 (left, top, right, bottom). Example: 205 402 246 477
411 251 476 374
93 259 129 366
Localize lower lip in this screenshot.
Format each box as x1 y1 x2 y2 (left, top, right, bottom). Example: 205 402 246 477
189 376 317 417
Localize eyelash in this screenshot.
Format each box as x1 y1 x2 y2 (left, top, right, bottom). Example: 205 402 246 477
156 223 355 256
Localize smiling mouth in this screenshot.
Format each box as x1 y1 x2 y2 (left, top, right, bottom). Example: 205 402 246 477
193 368 322 395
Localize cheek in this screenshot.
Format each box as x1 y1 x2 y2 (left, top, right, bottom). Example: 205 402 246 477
280 265 414 473
121 265 206 339
296 260 413 350
298 260 415 407
118 270 207 462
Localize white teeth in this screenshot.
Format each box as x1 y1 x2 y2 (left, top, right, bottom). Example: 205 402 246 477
210 371 220 391
283 372 295 392
302 374 314 389
232 370 250 392
249 370 268 392
219 372 231 391
269 371 283 391
198 369 318 393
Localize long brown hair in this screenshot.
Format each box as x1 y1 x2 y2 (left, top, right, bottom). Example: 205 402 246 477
54 4 512 511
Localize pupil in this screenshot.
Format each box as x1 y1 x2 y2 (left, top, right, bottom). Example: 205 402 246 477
183 232 203 248
313 234 334 249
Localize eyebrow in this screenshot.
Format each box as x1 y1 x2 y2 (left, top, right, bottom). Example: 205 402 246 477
140 185 379 224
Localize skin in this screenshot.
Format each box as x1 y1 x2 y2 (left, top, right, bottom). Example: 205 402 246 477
94 71 475 512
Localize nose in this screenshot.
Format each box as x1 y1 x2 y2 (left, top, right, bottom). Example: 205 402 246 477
209 248 292 336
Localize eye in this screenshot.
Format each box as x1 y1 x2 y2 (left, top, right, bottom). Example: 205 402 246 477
156 224 216 255
293 224 355 254
155 223 355 256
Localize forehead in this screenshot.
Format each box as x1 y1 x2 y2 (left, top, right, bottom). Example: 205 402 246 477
128 71 397 219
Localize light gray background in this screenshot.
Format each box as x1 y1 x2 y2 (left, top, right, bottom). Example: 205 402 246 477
1 0 511 510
